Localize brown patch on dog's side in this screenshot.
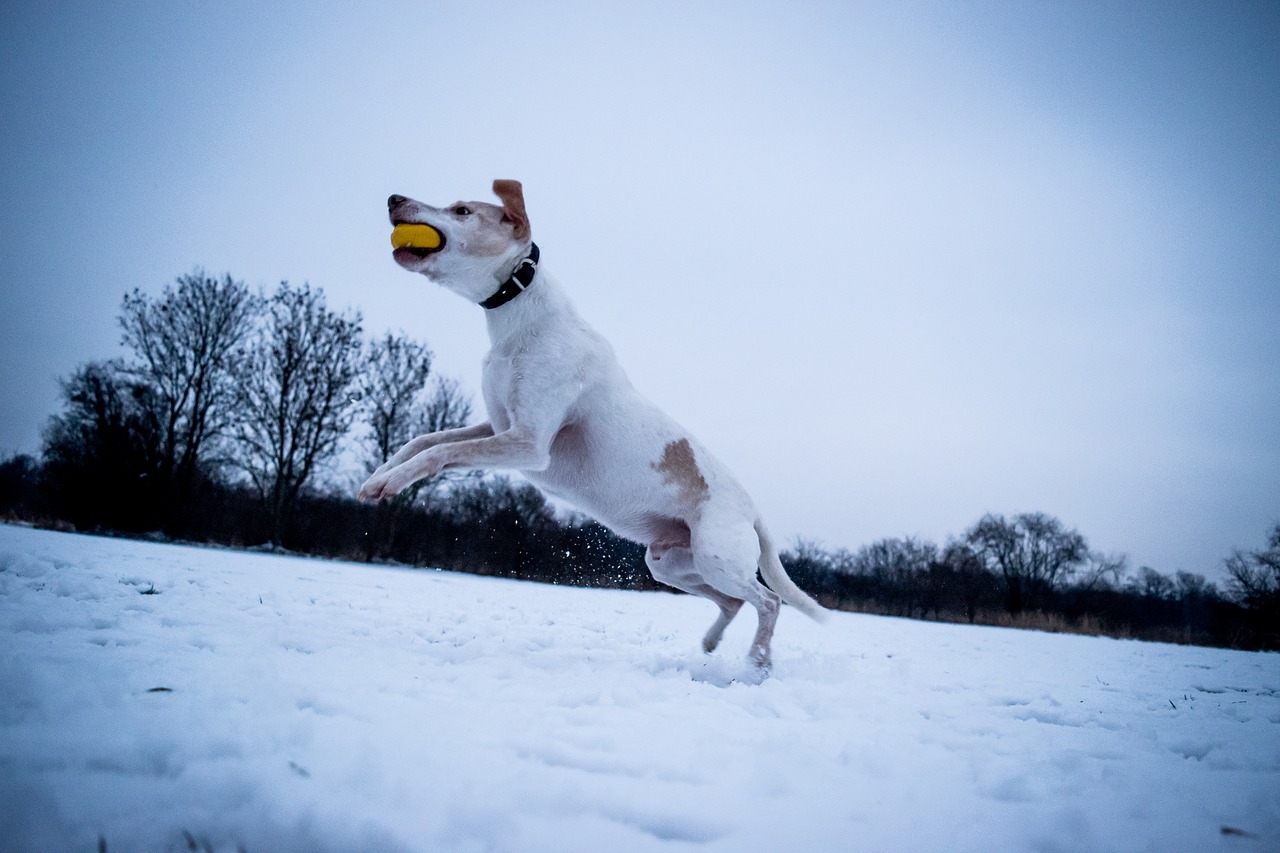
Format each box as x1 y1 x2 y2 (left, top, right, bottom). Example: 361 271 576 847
652 438 709 507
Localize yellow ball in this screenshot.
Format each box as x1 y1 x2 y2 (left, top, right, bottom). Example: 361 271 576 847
391 223 442 250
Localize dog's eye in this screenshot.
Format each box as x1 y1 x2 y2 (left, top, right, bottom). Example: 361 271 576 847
454 206 472 216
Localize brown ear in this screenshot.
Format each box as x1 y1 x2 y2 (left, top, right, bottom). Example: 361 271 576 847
492 179 531 240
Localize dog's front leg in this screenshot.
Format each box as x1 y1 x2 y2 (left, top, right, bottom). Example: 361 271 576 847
371 422 496 476
361 428 550 501
359 422 495 501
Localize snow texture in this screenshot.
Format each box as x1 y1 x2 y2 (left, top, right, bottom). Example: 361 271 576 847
1 524 1277 852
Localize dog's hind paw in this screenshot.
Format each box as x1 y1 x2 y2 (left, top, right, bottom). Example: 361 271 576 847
748 647 772 675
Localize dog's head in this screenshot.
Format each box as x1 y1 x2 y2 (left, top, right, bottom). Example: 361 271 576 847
388 180 532 304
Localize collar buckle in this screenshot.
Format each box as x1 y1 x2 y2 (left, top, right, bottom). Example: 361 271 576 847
480 243 540 310
511 257 536 287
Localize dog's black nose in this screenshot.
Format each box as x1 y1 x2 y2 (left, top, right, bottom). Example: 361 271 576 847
388 194 407 209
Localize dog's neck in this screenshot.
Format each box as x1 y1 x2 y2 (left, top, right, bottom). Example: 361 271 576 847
480 243 540 310
483 266 578 345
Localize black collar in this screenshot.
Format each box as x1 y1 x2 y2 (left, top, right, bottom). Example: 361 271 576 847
480 243 540 310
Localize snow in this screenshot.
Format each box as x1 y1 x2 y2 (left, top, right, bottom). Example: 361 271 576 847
1 524 1277 852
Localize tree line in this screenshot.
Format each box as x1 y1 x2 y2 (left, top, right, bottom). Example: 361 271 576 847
783 514 1278 650
0 270 1275 650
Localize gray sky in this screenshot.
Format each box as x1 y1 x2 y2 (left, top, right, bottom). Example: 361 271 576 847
3 1 1277 581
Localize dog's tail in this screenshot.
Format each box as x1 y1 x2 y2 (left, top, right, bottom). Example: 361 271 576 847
754 518 828 623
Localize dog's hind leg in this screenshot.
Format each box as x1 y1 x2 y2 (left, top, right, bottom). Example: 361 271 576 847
645 544 744 654
690 518 782 670
742 584 781 670
698 588 744 654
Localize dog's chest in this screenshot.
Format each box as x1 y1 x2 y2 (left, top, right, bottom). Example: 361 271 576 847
480 320 592 432
480 353 519 431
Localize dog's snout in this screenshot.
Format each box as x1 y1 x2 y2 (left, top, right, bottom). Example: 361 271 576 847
388 194 407 209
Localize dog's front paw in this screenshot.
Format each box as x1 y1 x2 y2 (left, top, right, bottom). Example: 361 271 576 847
358 473 396 503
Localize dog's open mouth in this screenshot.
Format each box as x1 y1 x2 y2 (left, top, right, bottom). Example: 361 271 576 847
391 222 445 258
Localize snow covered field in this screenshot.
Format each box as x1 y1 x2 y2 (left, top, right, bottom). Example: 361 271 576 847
1 524 1277 852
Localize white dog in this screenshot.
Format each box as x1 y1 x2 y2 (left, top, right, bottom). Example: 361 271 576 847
359 180 825 669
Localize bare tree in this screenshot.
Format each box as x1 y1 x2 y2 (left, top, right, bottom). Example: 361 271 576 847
1080 551 1127 592
940 540 989 623
231 282 362 544
1132 566 1176 600
1173 571 1214 601
359 333 474 472
790 538 837 575
40 360 166 530
417 375 472 436
355 333 473 559
359 332 434 471
852 536 938 618
0 453 39 518
1225 522 1280 613
965 512 1089 615
118 271 257 508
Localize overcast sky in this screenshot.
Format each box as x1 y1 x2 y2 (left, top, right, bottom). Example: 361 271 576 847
3 1 1277 580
